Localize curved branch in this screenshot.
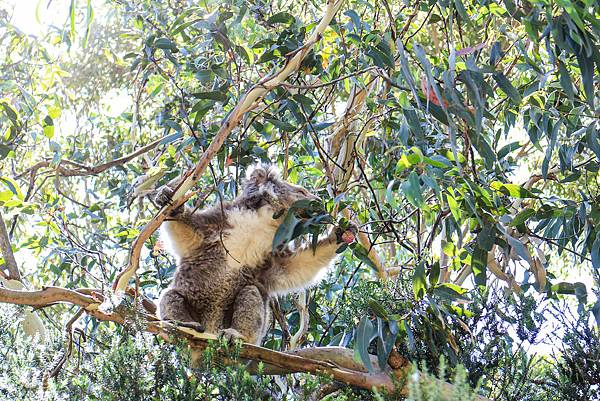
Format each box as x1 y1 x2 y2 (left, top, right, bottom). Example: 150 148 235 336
0 286 99 308
16 136 165 179
247 346 380 374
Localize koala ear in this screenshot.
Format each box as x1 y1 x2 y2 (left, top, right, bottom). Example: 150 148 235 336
265 164 281 180
246 164 268 184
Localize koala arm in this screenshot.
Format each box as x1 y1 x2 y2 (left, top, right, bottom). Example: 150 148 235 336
266 233 340 295
156 185 227 259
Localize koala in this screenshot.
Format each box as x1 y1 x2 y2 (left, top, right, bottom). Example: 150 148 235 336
156 163 344 345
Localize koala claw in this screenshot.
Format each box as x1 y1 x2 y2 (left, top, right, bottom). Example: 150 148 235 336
155 186 175 207
172 321 204 334
218 328 247 344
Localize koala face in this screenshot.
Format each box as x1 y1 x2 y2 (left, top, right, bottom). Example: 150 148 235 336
242 163 319 209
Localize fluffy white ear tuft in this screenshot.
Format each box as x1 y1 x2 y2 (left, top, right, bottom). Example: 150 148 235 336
246 163 280 183
246 164 267 184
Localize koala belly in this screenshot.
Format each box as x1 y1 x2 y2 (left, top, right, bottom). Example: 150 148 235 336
170 257 261 333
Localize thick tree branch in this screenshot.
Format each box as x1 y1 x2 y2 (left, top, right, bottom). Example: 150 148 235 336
0 286 99 309
113 0 346 293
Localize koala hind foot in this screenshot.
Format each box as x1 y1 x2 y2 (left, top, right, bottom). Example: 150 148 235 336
163 320 204 334
218 328 247 344
177 321 205 334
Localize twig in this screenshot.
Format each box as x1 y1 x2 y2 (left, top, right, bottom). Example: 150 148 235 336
47 308 84 379
0 210 20 280
16 136 166 179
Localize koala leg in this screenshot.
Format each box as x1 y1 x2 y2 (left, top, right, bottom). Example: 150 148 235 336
158 289 204 333
223 285 267 345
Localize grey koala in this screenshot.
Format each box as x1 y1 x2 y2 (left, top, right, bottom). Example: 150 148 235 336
156 164 344 344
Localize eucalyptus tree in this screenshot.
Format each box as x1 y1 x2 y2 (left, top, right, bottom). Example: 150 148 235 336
0 0 599 400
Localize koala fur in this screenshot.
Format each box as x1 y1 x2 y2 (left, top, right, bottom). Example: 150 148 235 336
156 164 342 344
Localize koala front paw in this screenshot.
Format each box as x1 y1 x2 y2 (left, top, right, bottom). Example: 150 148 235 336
155 185 175 207
335 224 358 244
218 328 247 344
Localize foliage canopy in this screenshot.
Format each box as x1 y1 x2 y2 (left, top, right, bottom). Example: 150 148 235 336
1 0 600 400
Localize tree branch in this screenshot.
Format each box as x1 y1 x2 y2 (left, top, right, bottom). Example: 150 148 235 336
0 210 20 280
0 286 99 308
16 135 165 179
323 77 387 279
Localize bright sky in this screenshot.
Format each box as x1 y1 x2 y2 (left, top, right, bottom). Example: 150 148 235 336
8 0 70 35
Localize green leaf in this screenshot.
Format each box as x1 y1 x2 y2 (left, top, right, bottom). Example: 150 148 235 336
401 172 425 208
191 100 215 122
433 283 469 302
83 0 94 48
558 0 586 32
311 121 334 131
591 232 600 269
376 319 398 370
586 124 600 161
272 211 299 252
403 319 415 352
557 60 575 101
1 102 19 124
42 115 54 139
470 133 496 168
0 190 14 202
0 177 24 200
366 45 393 69
446 189 461 221
344 10 361 30
266 118 296 132
497 141 521 160
69 0 76 40
192 91 228 102
576 49 595 107
542 119 560 179
592 300 600 328
266 12 295 24
351 243 378 273
551 282 587 305
503 229 534 268
490 181 536 198
368 300 389 320
413 262 427 300
511 208 535 227
477 226 495 251
423 156 451 168
493 73 521 104
164 120 182 133
354 316 375 372
0 145 12 160
155 38 177 50
471 246 487 287
429 261 440 285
